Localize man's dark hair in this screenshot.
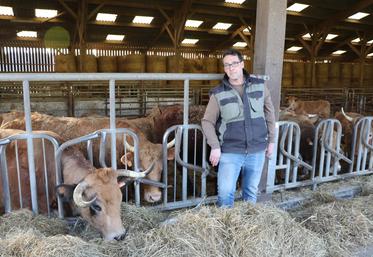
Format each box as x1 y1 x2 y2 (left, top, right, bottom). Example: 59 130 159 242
222 49 243 62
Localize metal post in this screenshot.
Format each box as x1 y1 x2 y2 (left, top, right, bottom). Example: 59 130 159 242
109 79 117 170
182 79 190 201
23 80 38 214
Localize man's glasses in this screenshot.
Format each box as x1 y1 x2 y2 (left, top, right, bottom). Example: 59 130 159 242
223 61 242 69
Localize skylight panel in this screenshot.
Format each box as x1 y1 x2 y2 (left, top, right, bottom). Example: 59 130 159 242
212 22 232 30
35 8 57 18
287 3 309 12
367 39 373 44
332 50 346 55
96 13 117 22
243 27 251 34
185 20 203 28
17 31 37 38
302 33 311 39
132 16 154 24
181 38 199 45
348 12 370 20
0 6 14 16
287 46 302 52
233 42 247 48
367 52 373 57
225 0 246 4
326 34 338 40
351 37 360 43
106 34 124 41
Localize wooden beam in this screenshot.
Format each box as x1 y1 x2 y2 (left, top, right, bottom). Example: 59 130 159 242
347 42 361 57
41 11 66 23
211 25 246 52
150 22 169 46
87 1 107 20
57 0 77 20
296 36 312 55
173 0 192 46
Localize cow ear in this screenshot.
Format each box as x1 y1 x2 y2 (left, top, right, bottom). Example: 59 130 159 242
56 184 76 202
167 148 175 160
120 152 133 167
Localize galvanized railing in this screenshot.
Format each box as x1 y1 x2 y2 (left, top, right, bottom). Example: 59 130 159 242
0 73 223 214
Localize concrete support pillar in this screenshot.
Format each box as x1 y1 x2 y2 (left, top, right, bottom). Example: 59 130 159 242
253 0 287 117
253 0 287 200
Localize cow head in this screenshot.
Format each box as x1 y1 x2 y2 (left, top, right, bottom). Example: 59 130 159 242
57 167 149 241
286 96 298 108
121 139 175 203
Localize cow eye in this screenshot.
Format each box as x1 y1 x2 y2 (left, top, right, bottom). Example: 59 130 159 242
90 203 102 215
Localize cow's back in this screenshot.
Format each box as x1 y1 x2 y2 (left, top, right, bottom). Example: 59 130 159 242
291 100 330 118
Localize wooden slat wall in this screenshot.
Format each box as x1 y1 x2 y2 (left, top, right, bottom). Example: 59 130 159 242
0 46 68 72
0 43 227 73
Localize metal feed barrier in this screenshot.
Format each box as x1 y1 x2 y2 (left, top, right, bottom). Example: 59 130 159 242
0 73 222 214
2 72 372 216
267 118 373 193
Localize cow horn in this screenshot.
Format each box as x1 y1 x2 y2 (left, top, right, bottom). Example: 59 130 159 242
73 181 97 208
341 107 353 122
125 140 135 153
116 161 156 178
167 138 175 149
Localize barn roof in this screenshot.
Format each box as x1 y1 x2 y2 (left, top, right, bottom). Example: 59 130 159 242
0 0 372 61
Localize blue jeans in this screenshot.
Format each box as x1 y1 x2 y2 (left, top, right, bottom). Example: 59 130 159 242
217 151 265 207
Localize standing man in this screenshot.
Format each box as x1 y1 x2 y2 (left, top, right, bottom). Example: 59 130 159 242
202 49 276 208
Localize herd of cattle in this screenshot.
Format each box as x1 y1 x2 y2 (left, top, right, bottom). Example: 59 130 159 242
0 98 371 240
280 96 372 177
0 105 205 240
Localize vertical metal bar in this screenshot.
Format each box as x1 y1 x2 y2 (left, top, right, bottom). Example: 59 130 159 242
23 80 38 214
41 138 51 217
201 128 207 197
15 141 23 208
361 119 368 171
266 123 279 193
319 124 326 178
87 139 94 165
109 79 117 170
324 122 332 177
285 125 293 184
0 145 11 212
182 79 190 201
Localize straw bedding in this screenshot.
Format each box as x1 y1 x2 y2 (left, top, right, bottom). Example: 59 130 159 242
1 175 373 257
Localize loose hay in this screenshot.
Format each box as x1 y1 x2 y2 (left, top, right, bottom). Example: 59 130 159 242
0 229 108 257
124 203 327 257
4 192 373 257
290 195 373 257
0 209 67 238
0 203 328 257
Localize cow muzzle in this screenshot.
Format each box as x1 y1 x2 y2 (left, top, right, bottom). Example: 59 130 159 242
144 190 162 203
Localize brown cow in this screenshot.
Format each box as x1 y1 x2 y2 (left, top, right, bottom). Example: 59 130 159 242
286 96 331 119
0 129 57 213
279 110 343 177
0 111 25 127
1 112 175 203
0 128 149 240
334 108 371 158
